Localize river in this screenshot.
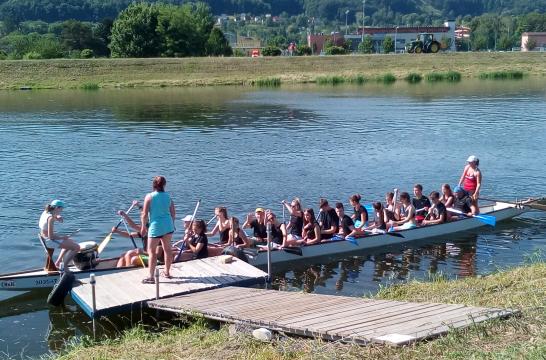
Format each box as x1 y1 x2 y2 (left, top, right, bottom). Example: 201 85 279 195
0 79 545 358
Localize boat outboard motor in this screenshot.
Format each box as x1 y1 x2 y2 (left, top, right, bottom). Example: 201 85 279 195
73 241 99 271
222 245 249 262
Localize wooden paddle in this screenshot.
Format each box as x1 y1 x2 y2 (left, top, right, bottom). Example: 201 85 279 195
97 202 137 255
447 207 496 226
174 199 201 262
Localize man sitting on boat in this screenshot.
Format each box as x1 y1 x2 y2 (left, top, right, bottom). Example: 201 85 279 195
335 202 356 237
451 186 479 218
388 192 417 231
412 184 431 224
318 198 339 240
421 191 447 226
243 208 267 246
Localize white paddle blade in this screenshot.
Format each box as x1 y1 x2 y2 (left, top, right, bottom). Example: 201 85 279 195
97 233 113 254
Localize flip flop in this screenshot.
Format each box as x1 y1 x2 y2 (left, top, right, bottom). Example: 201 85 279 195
141 277 155 284
160 271 172 279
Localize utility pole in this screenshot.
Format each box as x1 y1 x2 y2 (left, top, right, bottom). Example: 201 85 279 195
361 0 365 42
345 10 350 35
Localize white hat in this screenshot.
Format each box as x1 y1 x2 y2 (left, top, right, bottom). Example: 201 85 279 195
182 215 193 222
466 155 478 163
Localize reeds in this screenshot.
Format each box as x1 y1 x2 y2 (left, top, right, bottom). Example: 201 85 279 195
254 77 281 87
425 71 461 82
404 72 422 83
479 70 524 79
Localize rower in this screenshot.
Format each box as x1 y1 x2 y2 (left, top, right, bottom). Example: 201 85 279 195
412 184 431 224
421 191 447 226
243 207 267 246
451 186 479 218
318 198 339 240
388 192 417 231
335 202 356 237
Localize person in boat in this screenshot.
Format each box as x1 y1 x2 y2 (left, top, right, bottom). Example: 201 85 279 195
385 191 400 221
243 207 267 245
301 208 321 245
349 194 368 230
318 198 339 240
183 219 208 259
281 198 303 242
458 155 482 206
335 202 356 237
388 192 417 231
441 183 455 208
206 207 230 245
451 186 479 218
227 217 250 248
363 202 388 232
265 210 287 247
141 176 175 284
114 201 149 267
39 199 80 270
412 184 431 224
421 191 447 226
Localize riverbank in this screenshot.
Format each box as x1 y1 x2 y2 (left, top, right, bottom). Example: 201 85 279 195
1 52 546 90
52 261 545 360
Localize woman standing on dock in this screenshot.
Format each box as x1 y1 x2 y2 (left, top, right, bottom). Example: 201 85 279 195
141 176 175 284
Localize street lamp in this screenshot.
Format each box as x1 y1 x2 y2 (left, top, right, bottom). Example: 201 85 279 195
361 0 365 42
394 26 399 53
345 10 350 35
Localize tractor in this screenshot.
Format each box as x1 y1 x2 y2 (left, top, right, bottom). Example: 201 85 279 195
406 33 441 54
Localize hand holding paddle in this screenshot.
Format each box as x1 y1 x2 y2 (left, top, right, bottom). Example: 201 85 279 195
175 199 201 262
97 201 138 255
447 207 496 226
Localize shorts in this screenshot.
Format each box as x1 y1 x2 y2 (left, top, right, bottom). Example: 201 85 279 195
46 238 62 246
288 234 302 240
399 222 417 230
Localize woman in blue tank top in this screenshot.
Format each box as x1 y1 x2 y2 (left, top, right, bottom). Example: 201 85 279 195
141 176 176 284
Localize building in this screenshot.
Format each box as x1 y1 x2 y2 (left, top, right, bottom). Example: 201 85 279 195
521 32 546 51
308 21 456 54
231 35 262 55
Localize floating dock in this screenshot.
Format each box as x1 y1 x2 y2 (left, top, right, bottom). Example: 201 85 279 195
71 257 267 318
148 286 516 346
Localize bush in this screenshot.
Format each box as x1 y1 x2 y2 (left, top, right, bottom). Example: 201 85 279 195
348 75 367 85
254 78 281 87
296 45 312 56
316 75 345 85
80 49 94 58
23 51 42 59
377 73 396 83
325 46 346 55
262 46 281 56
0 50 7 60
405 73 422 83
479 70 524 80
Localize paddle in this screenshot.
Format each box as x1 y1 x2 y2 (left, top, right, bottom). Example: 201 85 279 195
332 234 359 246
97 202 137 254
120 217 138 249
479 197 546 212
366 229 405 238
206 214 216 226
174 199 201 262
447 207 496 226
257 244 304 256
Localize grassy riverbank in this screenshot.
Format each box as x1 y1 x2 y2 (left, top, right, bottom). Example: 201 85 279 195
2 52 546 90
52 261 545 360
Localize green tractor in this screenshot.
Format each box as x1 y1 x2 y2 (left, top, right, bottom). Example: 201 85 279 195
406 33 441 54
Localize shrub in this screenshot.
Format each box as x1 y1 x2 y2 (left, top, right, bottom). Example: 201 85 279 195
262 46 281 56
254 78 281 87
349 75 367 85
316 75 345 85
325 46 346 55
233 49 246 57
297 45 312 56
80 49 94 58
81 82 100 90
23 51 42 59
377 73 396 83
479 70 524 80
0 50 7 60
405 73 422 83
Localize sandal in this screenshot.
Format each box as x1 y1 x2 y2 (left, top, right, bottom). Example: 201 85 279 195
161 271 172 279
141 277 155 284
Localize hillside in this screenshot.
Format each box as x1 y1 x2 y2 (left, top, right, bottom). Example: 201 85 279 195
1 0 546 24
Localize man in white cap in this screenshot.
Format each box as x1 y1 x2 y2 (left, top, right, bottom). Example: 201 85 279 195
458 155 482 207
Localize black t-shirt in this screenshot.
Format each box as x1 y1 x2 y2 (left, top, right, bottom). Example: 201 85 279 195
250 219 267 239
453 195 472 214
219 228 230 244
430 202 447 222
270 224 284 245
412 196 431 216
289 214 303 236
353 205 368 223
305 222 319 240
340 215 354 235
190 234 208 259
320 208 339 240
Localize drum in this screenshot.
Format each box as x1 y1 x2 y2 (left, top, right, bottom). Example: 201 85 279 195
73 241 98 270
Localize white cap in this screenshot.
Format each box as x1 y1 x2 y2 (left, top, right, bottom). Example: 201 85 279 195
466 155 478 163
182 215 193 222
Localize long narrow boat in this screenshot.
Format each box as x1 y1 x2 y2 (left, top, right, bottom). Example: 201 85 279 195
0 199 542 291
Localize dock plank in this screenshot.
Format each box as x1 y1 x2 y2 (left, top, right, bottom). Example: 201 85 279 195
149 287 516 346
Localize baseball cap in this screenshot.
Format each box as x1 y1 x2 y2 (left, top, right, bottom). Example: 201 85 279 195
255 207 264 213
453 186 464 193
182 215 193 222
466 155 478 163
50 199 65 208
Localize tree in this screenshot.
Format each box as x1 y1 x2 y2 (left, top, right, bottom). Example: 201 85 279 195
262 46 281 56
109 3 161 58
525 38 537 51
205 27 232 56
382 36 394 53
297 44 312 55
60 20 96 51
358 35 374 54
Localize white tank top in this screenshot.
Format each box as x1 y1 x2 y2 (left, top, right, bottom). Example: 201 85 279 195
39 211 52 235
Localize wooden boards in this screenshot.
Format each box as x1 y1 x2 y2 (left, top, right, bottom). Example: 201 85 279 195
148 287 516 346
71 257 267 318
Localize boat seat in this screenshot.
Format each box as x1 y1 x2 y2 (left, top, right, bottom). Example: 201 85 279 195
38 234 58 272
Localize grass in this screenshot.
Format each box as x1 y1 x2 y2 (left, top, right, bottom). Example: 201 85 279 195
80 82 99 90
315 75 346 85
1 52 546 90
425 71 462 82
376 73 396 84
404 72 423 83
479 70 525 79
253 77 281 87
50 261 546 360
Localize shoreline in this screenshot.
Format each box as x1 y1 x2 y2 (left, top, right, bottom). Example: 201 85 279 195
1 52 546 90
52 261 545 360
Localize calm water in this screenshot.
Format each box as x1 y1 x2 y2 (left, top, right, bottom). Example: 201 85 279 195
0 80 545 358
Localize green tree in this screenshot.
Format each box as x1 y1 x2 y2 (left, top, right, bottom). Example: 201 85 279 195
205 27 232 56
60 20 96 51
297 44 312 55
382 35 394 53
358 35 374 54
262 46 281 56
109 3 161 58
525 38 537 51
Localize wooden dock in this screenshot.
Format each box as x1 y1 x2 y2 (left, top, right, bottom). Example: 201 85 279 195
148 287 516 346
71 257 267 318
